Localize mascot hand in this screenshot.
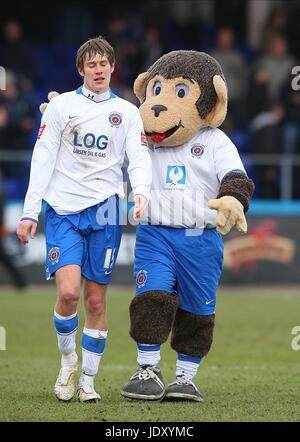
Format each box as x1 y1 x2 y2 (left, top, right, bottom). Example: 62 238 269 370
208 196 247 235
39 91 59 114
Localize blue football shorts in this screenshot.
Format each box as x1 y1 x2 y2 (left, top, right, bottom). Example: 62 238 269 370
44 195 122 284
134 225 224 315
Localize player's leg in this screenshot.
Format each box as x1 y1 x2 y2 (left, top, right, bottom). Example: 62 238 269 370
54 264 81 361
53 264 82 401
77 280 108 402
121 225 179 401
44 204 84 401
77 196 122 402
165 228 224 402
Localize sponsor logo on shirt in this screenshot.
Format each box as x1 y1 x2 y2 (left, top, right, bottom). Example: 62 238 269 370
109 112 122 127
166 165 186 189
191 144 205 158
73 131 108 157
136 270 148 289
73 131 108 149
37 122 46 139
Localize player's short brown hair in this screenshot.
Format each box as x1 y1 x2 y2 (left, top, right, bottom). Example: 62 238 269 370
76 36 115 71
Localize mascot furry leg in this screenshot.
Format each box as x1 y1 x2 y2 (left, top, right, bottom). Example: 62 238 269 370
120 290 179 400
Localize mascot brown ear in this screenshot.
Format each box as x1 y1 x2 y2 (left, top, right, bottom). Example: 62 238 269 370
133 72 149 103
206 75 228 127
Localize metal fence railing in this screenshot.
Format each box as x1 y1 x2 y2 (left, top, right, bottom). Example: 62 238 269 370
242 154 300 200
1 151 300 200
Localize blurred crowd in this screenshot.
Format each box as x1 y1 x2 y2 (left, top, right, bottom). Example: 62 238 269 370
0 8 300 207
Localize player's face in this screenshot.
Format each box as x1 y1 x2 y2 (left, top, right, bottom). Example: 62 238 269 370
79 53 114 93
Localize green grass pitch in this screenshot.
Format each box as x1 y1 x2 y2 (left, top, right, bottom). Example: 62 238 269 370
0 286 300 422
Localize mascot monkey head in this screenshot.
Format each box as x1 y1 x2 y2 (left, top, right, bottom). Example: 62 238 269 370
134 50 228 147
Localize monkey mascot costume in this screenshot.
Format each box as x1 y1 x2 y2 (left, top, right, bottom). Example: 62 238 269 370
121 51 254 402
40 50 254 403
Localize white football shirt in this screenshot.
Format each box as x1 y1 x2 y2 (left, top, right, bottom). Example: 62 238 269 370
142 127 246 228
22 85 152 221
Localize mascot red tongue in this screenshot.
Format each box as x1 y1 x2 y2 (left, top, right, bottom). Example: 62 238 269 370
151 133 167 143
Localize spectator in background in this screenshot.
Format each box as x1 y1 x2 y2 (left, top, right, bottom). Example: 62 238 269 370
122 41 144 86
260 10 288 54
247 68 271 118
249 15 297 199
255 35 295 103
0 70 37 180
211 27 248 130
247 68 284 199
141 25 163 70
105 18 136 89
279 78 300 155
0 167 27 289
279 78 300 199
0 19 33 91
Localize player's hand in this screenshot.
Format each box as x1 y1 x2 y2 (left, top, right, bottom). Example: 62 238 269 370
17 220 37 245
133 194 148 219
208 196 247 236
39 91 60 114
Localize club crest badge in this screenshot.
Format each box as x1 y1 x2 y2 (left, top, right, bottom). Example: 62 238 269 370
136 270 148 288
191 144 205 158
109 112 122 127
49 247 60 265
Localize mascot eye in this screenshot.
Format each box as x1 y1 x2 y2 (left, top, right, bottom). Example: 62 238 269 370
175 84 189 98
153 81 162 96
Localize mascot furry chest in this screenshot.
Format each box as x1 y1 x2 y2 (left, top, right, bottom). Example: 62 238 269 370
121 51 254 402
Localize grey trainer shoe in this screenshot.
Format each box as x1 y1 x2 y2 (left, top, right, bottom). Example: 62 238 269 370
120 365 165 400
164 377 204 402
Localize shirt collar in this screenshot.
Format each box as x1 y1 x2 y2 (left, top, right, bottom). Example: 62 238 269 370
81 85 111 102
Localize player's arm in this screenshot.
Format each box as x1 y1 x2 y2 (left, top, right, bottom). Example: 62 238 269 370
125 109 152 219
17 98 62 244
208 134 254 235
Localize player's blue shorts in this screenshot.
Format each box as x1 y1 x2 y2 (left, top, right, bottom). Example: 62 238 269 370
134 225 224 315
44 195 122 284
